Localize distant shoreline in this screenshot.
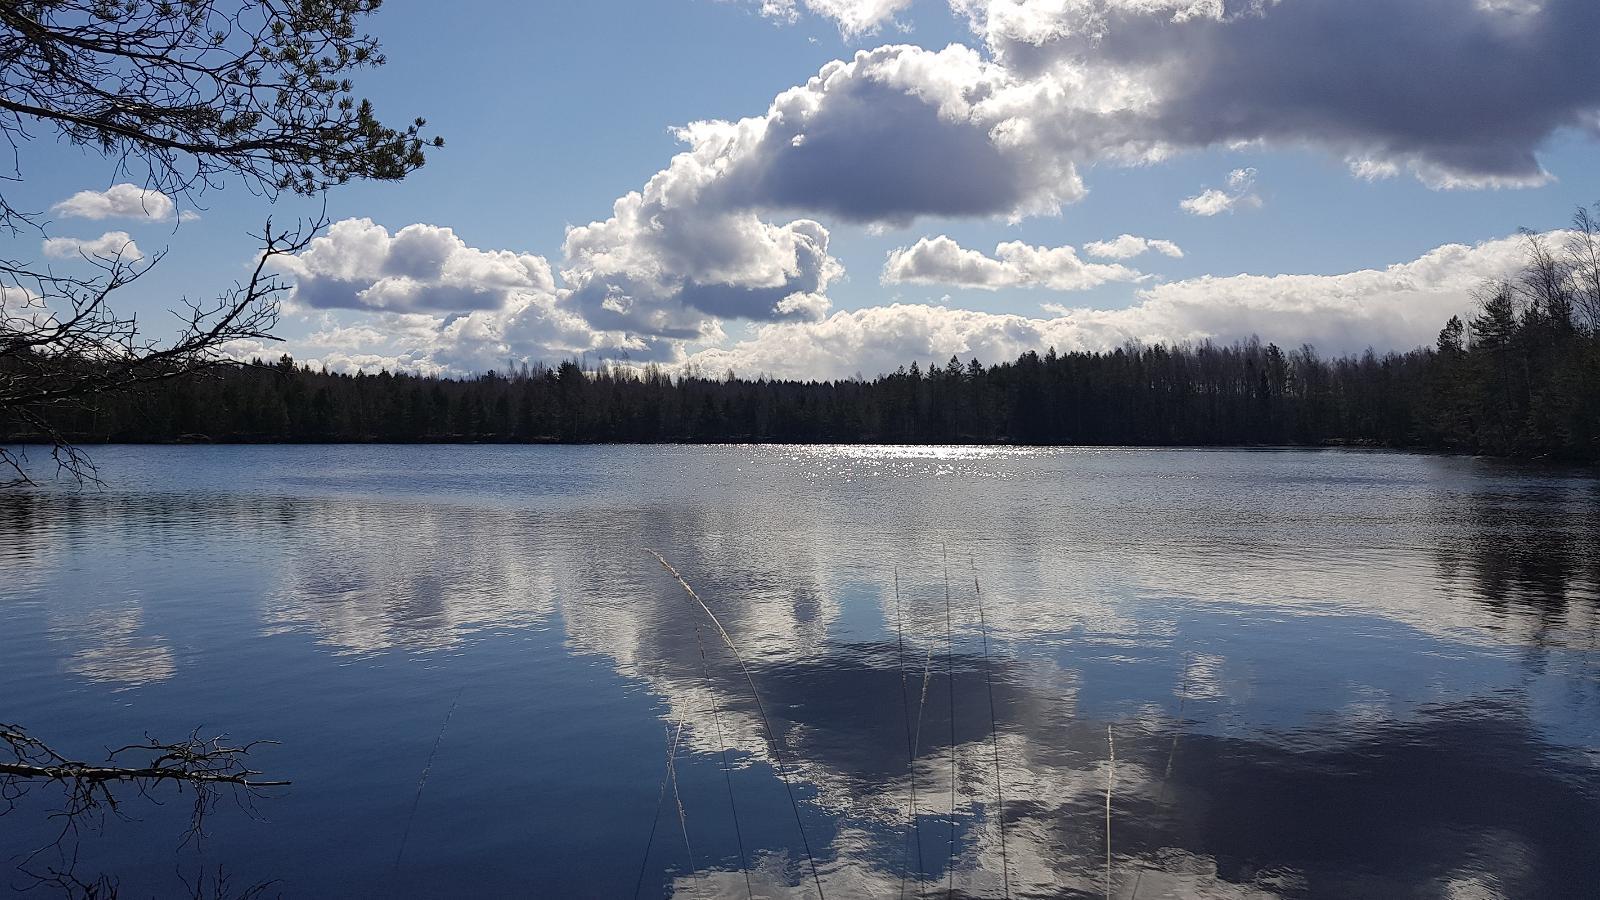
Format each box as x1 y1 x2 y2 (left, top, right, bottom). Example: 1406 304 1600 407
6 436 1586 466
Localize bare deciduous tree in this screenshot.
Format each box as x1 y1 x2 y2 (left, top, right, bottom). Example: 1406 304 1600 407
1565 204 1600 331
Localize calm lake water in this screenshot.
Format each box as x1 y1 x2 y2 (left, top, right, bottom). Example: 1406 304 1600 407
2 445 1598 898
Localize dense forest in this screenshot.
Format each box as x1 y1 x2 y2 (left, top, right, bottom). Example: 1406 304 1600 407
5 224 1600 463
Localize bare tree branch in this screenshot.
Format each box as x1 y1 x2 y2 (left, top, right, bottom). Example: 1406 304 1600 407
0 214 326 486
0 0 440 229
1 722 288 824
2 722 288 893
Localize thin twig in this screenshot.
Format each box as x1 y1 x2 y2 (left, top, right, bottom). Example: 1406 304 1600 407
647 550 825 900
896 566 912 763
2 722 285 876
1165 656 1193 785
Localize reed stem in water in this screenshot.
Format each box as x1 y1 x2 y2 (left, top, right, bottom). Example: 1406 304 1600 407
394 687 462 873
648 550 826 900
1105 725 1116 900
633 719 689 900
971 559 1010 899
692 621 754 900
943 546 957 900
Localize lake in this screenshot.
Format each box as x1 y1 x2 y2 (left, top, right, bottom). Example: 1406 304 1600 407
2 445 1597 898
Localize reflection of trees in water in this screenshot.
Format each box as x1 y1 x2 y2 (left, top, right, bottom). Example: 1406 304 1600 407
0 493 56 581
1433 480 1600 648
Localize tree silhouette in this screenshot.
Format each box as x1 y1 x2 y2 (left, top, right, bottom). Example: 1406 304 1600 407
0 0 437 484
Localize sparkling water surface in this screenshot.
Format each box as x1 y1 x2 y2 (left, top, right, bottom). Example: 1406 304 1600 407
1 445 1597 898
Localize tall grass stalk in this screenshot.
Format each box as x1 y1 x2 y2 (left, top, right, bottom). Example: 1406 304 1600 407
1129 652 1194 900
894 568 927 900
943 546 957 900
666 723 701 897
692 620 754 900
906 570 941 899
648 550 825 900
1105 725 1116 900
634 719 689 900
970 560 1010 899
393 687 462 872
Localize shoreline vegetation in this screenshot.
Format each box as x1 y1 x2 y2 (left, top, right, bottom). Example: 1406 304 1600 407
5 224 1600 465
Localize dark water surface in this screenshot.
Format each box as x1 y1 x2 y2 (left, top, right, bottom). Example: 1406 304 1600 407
2 445 1597 898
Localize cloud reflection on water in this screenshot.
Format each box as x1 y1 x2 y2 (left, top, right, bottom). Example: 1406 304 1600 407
52 607 175 688
2 446 1597 896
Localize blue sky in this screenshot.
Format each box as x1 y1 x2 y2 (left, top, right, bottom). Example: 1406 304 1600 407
13 0 1600 378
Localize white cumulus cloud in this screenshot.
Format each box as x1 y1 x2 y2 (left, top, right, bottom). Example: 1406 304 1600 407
280 218 558 315
1083 234 1184 259
755 0 914 36
1181 168 1261 216
952 0 1600 189
882 235 1143 290
42 231 143 261
520 0 1600 367
274 218 644 374
262 0 1600 376
549 41 1108 358
1180 189 1233 217
277 227 1543 379
561 188 842 356
688 232 1541 380
50 184 185 222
